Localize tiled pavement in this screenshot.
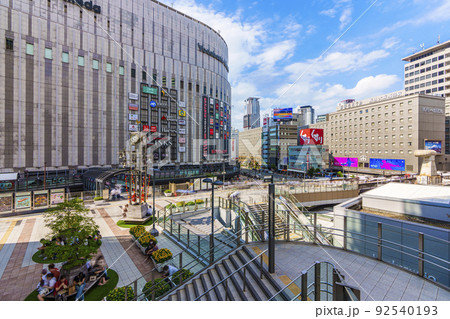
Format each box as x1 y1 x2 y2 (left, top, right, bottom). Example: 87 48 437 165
250 242 450 301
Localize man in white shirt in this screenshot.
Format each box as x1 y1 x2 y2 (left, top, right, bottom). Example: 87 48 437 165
162 265 179 287
37 273 57 301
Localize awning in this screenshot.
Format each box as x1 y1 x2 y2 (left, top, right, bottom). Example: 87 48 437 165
0 173 18 181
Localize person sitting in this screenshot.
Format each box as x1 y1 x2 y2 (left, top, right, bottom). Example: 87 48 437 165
144 241 158 258
146 205 153 217
54 275 69 300
162 265 179 287
93 256 109 286
48 263 60 280
37 273 56 301
73 272 86 301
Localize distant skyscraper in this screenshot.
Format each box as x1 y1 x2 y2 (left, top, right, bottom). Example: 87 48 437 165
296 105 315 125
243 97 261 130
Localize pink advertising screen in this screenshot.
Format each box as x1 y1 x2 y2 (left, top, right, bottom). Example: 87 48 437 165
333 157 358 168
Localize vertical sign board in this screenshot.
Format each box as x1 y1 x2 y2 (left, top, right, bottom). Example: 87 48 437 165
209 98 214 139
203 96 208 158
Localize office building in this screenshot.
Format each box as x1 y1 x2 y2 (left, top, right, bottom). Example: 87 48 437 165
230 129 239 162
296 105 315 125
402 40 450 154
243 97 260 129
238 127 262 165
267 124 298 170
311 93 449 174
0 0 231 176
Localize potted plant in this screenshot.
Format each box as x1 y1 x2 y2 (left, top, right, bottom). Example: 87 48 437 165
129 225 146 240
137 233 157 252
142 278 172 300
106 286 134 301
185 201 195 211
164 189 172 197
151 248 173 272
172 268 194 286
195 199 205 208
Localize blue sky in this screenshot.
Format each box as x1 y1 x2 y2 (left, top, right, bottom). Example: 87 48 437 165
161 0 450 129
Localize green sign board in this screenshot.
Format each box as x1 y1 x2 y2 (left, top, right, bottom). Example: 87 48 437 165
142 86 158 95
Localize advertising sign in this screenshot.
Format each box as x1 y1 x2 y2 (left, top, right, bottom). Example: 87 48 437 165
128 93 139 100
179 137 186 143
424 140 442 154
128 103 139 111
370 158 406 171
142 86 158 95
299 129 324 145
129 124 139 132
179 109 186 117
0 193 13 213
150 126 157 133
142 125 150 132
333 157 358 168
51 189 65 205
150 101 157 108
179 128 186 134
34 191 48 208
179 146 186 152
179 101 186 107
15 192 31 210
129 114 138 121
274 108 293 120
179 120 186 126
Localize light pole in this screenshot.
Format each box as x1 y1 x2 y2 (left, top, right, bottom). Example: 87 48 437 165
150 167 160 237
203 178 223 264
268 174 275 273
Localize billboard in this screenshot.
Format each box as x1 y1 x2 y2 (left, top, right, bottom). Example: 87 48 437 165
128 103 139 111
370 158 406 171
424 140 442 154
129 124 139 132
299 129 324 145
142 125 150 132
333 157 358 168
273 108 293 120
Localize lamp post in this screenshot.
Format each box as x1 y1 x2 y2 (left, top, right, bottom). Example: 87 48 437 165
150 167 160 237
203 178 224 264
268 174 275 273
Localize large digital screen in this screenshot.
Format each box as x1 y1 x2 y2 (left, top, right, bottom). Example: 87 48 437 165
424 140 442 154
333 157 358 168
273 108 293 120
369 158 406 171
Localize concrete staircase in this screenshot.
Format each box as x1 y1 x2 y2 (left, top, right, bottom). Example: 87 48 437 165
247 203 286 238
162 246 288 301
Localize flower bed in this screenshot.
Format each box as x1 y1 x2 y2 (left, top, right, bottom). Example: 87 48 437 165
106 286 134 301
138 233 157 247
152 248 172 264
142 279 172 300
129 225 146 238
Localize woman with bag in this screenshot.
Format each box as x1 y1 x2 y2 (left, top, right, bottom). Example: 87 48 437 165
54 275 69 301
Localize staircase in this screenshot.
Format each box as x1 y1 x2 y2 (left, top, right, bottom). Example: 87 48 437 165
247 204 286 238
162 246 288 301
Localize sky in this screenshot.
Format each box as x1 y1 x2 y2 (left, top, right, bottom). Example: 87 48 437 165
160 0 450 130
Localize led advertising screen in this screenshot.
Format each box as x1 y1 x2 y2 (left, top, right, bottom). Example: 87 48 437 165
333 157 358 168
370 158 406 171
299 129 324 145
424 140 442 154
273 108 293 120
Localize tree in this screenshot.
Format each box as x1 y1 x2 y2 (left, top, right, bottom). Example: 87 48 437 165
43 199 101 269
337 171 344 178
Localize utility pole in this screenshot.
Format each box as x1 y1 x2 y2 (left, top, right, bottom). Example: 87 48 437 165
268 174 275 273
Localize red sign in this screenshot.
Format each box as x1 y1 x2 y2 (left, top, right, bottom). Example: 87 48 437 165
210 129 214 135
161 115 167 121
128 103 139 111
150 126 157 132
299 128 324 145
142 125 150 132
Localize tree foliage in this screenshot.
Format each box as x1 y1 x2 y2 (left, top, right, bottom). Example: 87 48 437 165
43 199 101 269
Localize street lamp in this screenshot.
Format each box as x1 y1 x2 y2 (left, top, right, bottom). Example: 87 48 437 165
150 167 160 237
203 178 224 264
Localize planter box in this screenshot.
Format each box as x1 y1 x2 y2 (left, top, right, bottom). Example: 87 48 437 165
94 200 104 205
196 203 205 209
132 235 147 254
151 256 173 272
164 193 173 197
186 205 195 211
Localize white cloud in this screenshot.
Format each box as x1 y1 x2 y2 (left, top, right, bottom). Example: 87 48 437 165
339 7 353 30
306 24 316 35
320 8 337 18
382 37 400 49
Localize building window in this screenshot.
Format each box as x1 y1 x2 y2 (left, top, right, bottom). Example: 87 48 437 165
119 66 124 75
26 43 34 55
78 55 84 66
153 73 157 83
106 62 112 72
5 38 13 50
44 48 52 59
171 78 175 88
142 71 147 81
92 59 99 70
62 52 69 63
131 68 136 78
162 76 166 86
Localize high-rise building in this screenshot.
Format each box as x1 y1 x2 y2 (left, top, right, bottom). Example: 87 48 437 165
243 97 260 129
0 0 231 175
296 105 315 125
238 127 262 165
402 40 450 154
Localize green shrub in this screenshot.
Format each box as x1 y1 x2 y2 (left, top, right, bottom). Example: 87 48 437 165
143 279 172 300
194 199 204 204
172 269 194 286
93 196 103 201
176 201 185 207
129 225 146 238
186 201 195 206
164 189 172 194
106 286 134 301
165 204 176 209
152 248 172 264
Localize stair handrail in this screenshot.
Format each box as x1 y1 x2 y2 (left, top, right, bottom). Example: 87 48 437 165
193 249 268 301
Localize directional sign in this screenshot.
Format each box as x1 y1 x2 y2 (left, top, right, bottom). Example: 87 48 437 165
150 101 157 108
